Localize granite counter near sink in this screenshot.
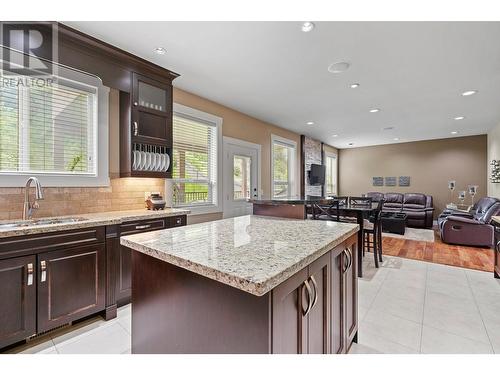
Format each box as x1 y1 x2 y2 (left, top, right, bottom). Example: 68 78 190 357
0 208 190 238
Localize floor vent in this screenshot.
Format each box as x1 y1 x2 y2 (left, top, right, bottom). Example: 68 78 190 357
28 323 71 340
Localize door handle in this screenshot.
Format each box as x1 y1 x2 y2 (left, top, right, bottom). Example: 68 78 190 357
342 249 349 273
309 276 319 311
133 121 139 136
27 263 33 286
40 260 47 283
302 279 313 316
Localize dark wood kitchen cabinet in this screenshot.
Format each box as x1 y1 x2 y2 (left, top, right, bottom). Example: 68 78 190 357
37 244 105 332
0 226 106 350
330 237 358 353
120 72 176 179
272 252 331 354
115 215 187 305
0 255 37 349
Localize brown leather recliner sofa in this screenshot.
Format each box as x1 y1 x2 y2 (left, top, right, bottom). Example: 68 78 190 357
437 197 500 247
366 192 434 228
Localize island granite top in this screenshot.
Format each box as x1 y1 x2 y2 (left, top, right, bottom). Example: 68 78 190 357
120 215 359 296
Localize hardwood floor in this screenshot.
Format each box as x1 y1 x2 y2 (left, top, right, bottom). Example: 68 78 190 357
380 227 494 272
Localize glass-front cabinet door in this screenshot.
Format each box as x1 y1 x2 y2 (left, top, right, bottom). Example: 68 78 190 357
131 72 172 143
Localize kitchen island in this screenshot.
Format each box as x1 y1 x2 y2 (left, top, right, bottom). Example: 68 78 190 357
120 215 359 354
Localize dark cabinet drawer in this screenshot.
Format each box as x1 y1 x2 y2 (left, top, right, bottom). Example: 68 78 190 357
119 218 166 236
0 227 105 260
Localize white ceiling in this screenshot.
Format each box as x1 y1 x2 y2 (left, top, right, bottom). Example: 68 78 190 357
66 21 500 148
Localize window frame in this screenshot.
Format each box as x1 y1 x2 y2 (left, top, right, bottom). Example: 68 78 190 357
271 134 297 199
0 65 109 187
168 103 223 215
324 151 338 196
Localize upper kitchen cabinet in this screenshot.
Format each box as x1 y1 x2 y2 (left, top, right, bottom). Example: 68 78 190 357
120 72 176 178
131 73 172 142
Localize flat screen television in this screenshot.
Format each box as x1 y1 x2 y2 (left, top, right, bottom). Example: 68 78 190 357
308 164 325 186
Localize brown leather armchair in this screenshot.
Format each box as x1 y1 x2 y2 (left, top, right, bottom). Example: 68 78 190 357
438 197 500 247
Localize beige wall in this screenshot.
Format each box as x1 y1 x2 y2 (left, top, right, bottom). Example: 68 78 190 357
339 135 487 217
488 122 500 198
173 88 302 201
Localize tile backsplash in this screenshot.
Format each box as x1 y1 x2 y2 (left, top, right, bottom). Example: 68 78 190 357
0 178 165 220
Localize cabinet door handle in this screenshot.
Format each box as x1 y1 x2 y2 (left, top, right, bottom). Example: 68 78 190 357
27 263 33 286
309 276 318 311
342 249 349 273
40 260 47 283
133 121 139 136
347 248 352 271
302 279 313 316
135 224 151 230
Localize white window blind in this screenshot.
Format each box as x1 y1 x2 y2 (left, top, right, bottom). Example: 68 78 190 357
172 112 218 207
0 76 97 175
272 136 296 198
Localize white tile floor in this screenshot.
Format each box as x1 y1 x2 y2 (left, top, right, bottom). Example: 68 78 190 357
4 305 132 354
5 255 500 354
350 255 500 354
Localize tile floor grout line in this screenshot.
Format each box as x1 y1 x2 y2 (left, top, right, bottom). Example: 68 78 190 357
418 263 428 354
464 270 495 353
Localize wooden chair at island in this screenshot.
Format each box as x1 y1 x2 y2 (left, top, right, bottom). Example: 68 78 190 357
363 199 385 268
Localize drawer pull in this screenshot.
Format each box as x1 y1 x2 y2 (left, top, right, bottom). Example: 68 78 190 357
27 263 33 286
40 260 47 283
135 224 151 230
133 121 139 136
309 276 318 310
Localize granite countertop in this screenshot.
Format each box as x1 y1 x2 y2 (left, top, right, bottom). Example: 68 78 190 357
120 215 359 296
0 208 191 238
249 196 336 205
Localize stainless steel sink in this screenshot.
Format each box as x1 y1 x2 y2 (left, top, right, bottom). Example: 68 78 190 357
0 217 88 229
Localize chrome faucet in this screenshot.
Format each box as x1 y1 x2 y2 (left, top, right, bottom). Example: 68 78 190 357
23 177 44 220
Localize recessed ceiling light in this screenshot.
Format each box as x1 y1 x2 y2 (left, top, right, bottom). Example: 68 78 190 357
454 116 465 120
306 121 314 125
332 134 338 137
350 83 360 89
369 108 380 113
383 126 394 131
451 131 459 135
155 47 166 55
393 137 400 141
301 22 315 32
462 90 477 96
328 61 350 74
348 142 354 146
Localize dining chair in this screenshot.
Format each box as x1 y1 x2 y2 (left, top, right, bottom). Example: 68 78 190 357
363 199 384 267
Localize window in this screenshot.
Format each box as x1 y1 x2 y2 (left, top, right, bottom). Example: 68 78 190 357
271 135 297 198
171 104 222 210
324 152 338 196
0 77 97 175
0 63 109 187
